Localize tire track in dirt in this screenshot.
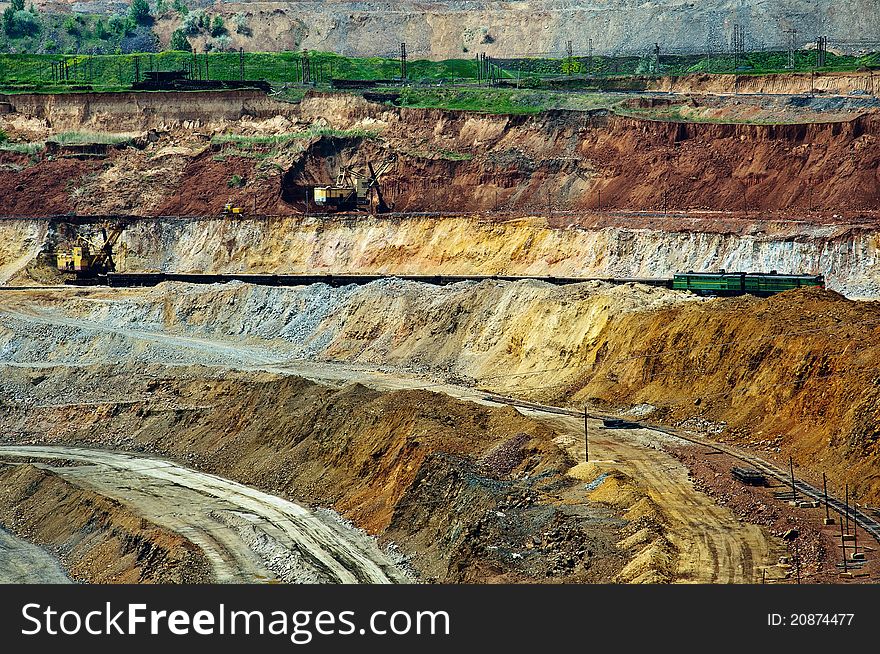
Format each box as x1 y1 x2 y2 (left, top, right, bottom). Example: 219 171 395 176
0 447 407 584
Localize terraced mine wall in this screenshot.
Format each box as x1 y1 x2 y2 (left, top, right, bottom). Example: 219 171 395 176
2 278 878 510
2 93 879 217
649 72 880 96
0 90 293 131
1 214 877 297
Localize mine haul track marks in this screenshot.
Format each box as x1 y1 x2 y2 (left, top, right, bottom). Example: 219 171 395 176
0 446 406 585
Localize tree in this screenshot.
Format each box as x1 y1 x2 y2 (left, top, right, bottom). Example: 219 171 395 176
169 28 191 52
94 18 109 40
210 15 225 37
2 7 15 35
10 0 25 12
129 0 150 24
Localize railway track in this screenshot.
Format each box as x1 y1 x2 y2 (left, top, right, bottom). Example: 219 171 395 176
482 393 880 546
83 272 671 289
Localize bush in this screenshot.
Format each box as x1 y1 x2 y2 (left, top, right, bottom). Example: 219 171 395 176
233 13 250 36
10 0 24 11
212 35 230 51
4 8 40 37
172 0 188 15
210 15 225 37
109 14 136 36
227 174 244 188
63 15 79 34
169 28 190 52
182 10 202 35
94 18 109 40
0 129 8 144
129 0 150 24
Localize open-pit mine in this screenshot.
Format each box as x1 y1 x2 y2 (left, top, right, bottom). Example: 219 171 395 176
1 74 879 585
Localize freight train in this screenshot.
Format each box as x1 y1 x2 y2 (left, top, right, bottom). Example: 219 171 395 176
671 271 825 297
81 270 825 297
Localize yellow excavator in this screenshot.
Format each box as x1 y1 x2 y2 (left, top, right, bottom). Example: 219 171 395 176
313 156 396 213
56 223 124 279
222 202 243 216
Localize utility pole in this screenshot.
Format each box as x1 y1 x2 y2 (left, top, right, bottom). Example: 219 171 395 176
301 49 310 85
566 40 573 75
583 408 589 462
400 42 407 81
588 38 593 75
789 456 798 501
784 28 797 69
823 472 834 524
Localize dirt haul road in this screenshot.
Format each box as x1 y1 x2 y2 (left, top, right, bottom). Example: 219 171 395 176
0 446 407 584
266 362 779 583
0 300 779 583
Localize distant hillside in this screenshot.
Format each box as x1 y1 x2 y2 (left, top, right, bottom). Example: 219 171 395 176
6 1 880 57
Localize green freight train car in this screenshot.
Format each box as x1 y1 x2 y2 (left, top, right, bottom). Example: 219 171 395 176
672 271 825 297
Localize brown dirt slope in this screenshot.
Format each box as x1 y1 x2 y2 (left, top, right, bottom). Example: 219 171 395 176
0 463 212 583
2 93 879 216
0 367 627 583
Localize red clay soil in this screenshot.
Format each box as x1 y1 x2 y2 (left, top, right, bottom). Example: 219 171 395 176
2 104 879 218
152 153 287 216
0 154 101 216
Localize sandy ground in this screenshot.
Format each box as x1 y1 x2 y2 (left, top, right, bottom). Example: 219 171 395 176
0 526 71 584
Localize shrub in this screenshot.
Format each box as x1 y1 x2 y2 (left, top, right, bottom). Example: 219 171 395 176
233 13 250 36
169 28 190 51
227 174 244 188
129 0 150 24
0 129 8 143
172 0 188 15
212 35 230 51
182 9 202 35
210 15 225 37
5 8 40 37
94 19 108 40
63 15 79 34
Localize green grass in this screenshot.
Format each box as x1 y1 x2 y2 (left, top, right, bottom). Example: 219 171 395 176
48 131 133 145
0 140 44 154
395 87 614 114
211 126 379 147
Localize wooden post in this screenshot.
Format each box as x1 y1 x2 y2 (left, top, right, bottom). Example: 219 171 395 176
584 408 589 463
789 456 797 501
823 472 831 521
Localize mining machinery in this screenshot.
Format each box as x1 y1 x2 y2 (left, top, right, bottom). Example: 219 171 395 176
56 223 125 279
313 156 395 213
